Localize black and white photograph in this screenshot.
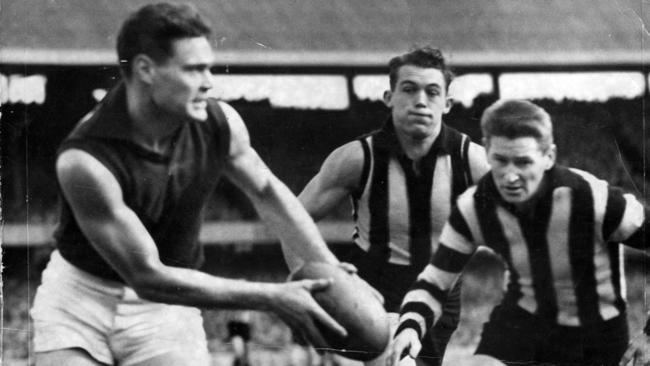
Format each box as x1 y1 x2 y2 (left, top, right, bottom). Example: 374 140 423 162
1 1 649 365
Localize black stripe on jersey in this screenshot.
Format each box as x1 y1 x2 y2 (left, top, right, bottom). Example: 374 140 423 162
367 143 391 262
569 174 603 324
401 302 436 330
475 177 523 307
410 279 449 305
398 151 436 271
519 183 558 321
448 205 475 243
602 187 627 240
607 243 627 313
352 138 371 241
395 319 423 339
352 138 372 202
450 132 471 203
432 244 472 273
461 135 472 183
604 187 648 249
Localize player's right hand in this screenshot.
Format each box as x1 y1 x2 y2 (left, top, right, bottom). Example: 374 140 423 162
268 279 347 348
386 328 421 366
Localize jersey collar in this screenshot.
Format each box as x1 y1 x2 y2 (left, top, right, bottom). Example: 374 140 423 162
74 81 137 143
374 116 453 158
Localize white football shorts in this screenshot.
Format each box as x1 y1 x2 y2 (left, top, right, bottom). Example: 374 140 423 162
31 250 210 366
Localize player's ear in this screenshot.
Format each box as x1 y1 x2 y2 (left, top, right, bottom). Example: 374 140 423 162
443 96 453 114
545 144 557 169
482 137 490 151
382 90 393 108
132 54 156 84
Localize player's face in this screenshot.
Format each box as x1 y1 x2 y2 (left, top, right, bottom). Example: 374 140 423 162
150 37 214 122
384 65 451 140
487 136 555 207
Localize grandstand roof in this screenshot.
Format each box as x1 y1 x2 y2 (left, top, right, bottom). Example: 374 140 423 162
1 0 648 67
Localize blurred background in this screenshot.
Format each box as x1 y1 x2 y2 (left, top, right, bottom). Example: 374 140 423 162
1 0 649 365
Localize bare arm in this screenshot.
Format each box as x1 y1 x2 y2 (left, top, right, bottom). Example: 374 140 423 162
388 205 478 364
606 190 650 366
57 149 283 308
299 140 365 221
219 102 340 272
57 125 347 345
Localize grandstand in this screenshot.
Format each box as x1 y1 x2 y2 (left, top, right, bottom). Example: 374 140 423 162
2 0 648 243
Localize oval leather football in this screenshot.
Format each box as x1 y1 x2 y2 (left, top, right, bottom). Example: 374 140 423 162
289 261 390 361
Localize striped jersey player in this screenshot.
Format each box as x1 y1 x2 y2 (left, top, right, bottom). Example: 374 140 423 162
300 47 489 366
389 99 649 366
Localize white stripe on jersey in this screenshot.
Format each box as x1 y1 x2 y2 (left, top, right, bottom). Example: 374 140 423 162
495 205 538 312
547 187 577 325
439 221 475 255
354 142 456 265
610 194 645 241
574 168 633 321
401 287 443 330
455 186 486 246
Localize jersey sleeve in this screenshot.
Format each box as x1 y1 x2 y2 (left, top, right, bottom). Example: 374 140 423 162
467 141 490 183
603 187 647 249
395 204 477 339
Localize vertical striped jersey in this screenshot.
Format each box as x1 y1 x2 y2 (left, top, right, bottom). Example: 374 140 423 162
352 120 489 270
397 165 647 339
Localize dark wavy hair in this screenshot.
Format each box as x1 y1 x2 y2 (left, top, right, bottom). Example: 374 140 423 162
388 46 454 91
116 2 212 78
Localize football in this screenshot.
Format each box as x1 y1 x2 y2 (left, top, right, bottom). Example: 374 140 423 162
289 261 390 361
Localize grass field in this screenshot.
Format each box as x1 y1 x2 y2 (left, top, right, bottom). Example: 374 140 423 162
2 246 647 366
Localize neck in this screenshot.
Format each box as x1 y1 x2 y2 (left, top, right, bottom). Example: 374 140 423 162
126 84 183 152
394 123 441 161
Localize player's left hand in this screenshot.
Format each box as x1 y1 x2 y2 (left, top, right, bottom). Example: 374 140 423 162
271 278 347 348
619 332 650 366
386 328 421 366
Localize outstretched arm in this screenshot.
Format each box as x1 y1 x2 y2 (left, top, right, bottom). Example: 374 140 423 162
299 140 365 221
388 205 478 365
605 189 648 251
300 139 387 303
57 147 345 346
219 101 340 272
57 149 276 308
602 187 649 366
